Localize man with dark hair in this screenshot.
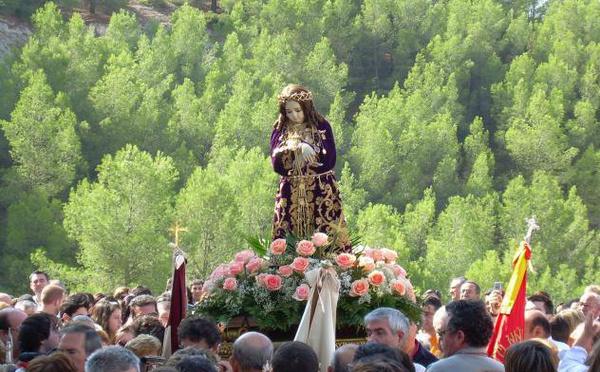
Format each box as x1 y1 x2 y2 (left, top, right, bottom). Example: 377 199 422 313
129 295 158 319
58 323 102 372
60 293 92 324
0 308 27 362
459 281 481 301
230 331 273 372
29 271 49 305
448 277 466 302
190 280 204 304
16 312 59 368
178 316 221 353
329 344 358 372
417 296 443 357
132 314 165 347
528 291 554 316
86 345 140 372
352 343 415 372
271 341 318 372
428 300 503 371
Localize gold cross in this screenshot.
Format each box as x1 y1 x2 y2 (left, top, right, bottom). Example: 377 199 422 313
168 221 188 247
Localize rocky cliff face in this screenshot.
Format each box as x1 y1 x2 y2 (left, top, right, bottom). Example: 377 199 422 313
0 16 31 58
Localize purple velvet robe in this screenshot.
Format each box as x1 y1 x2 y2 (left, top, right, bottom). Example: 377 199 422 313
270 120 350 250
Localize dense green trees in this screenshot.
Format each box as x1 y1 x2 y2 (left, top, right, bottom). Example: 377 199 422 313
1 0 599 301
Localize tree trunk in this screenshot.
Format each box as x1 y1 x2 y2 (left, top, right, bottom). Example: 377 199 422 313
88 0 96 15
211 0 217 12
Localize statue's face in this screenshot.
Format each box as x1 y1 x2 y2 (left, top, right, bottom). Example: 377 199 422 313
285 100 304 124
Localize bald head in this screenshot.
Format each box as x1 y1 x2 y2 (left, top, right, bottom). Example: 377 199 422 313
525 310 550 339
231 332 273 372
330 344 358 372
0 308 28 359
579 292 600 319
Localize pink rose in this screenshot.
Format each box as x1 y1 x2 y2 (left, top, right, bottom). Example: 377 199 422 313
256 273 268 286
264 274 283 291
245 257 264 274
311 232 329 247
229 261 244 276
381 248 398 263
278 265 294 277
270 239 287 255
358 256 375 272
368 270 386 286
223 277 237 291
293 284 310 301
350 279 370 297
370 249 384 262
235 250 255 263
296 240 316 256
335 253 357 269
390 279 406 296
390 264 407 278
291 257 310 273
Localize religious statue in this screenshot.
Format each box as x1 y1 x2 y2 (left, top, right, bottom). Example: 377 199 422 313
270 84 350 251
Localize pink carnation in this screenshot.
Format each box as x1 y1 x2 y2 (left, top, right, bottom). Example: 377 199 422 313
350 279 370 297
335 253 357 269
229 261 244 276
291 257 310 273
270 239 287 255
245 257 264 274
256 273 268 286
381 248 398 263
293 284 310 301
223 277 237 291
264 274 283 291
370 249 384 262
210 264 230 280
368 270 386 286
390 264 407 278
296 240 316 256
235 250 255 263
311 232 329 247
278 265 294 277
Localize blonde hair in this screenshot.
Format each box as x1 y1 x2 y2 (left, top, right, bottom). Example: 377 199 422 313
41 284 65 305
126 334 162 358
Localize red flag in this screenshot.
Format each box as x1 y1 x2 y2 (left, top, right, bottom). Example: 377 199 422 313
163 252 187 357
487 241 531 363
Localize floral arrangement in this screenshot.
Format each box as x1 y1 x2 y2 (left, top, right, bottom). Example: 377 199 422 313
194 233 420 332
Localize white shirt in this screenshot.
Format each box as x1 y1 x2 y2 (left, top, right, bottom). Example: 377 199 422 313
558 346 588 372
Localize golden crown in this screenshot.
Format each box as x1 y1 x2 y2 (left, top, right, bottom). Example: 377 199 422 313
277 90 313 104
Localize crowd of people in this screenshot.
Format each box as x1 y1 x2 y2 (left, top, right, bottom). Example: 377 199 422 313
0 271 599 372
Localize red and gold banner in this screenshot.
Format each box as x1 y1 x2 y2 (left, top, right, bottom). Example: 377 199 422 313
487 241 531 363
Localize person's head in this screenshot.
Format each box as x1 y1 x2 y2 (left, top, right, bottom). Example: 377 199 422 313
504 340 557 372
272 341 318 372
353 343 414 372
91 298 122 341
459 281 480 301
449 277 466 302
549 315 570 344
0 293 12 305
15 299 37 315
555 309 584 338
131 315 164 346
0 308 27 360
230 331 273 372
585 285 600 296
130 286 152 297
528 292 554 316
41 284 65 315
525 310 551 340
190 280 204 303
178 316 221 352
58 323 102 372
350 356 411 372
579 292 600 319
113 287 130 301
364 307 410 351
30 271 49 296
166 347 220 370
156 295 171 327
421 296 442 333
485 290 503 319
18 312 59 353
60 293 92 323
125 334 162 358
115 324 135 347
85 346 140 372
175 355 219 372
129 295 157 318
275 84 324 131
27 351 78 372
329 344 358 372
437 300 493 356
